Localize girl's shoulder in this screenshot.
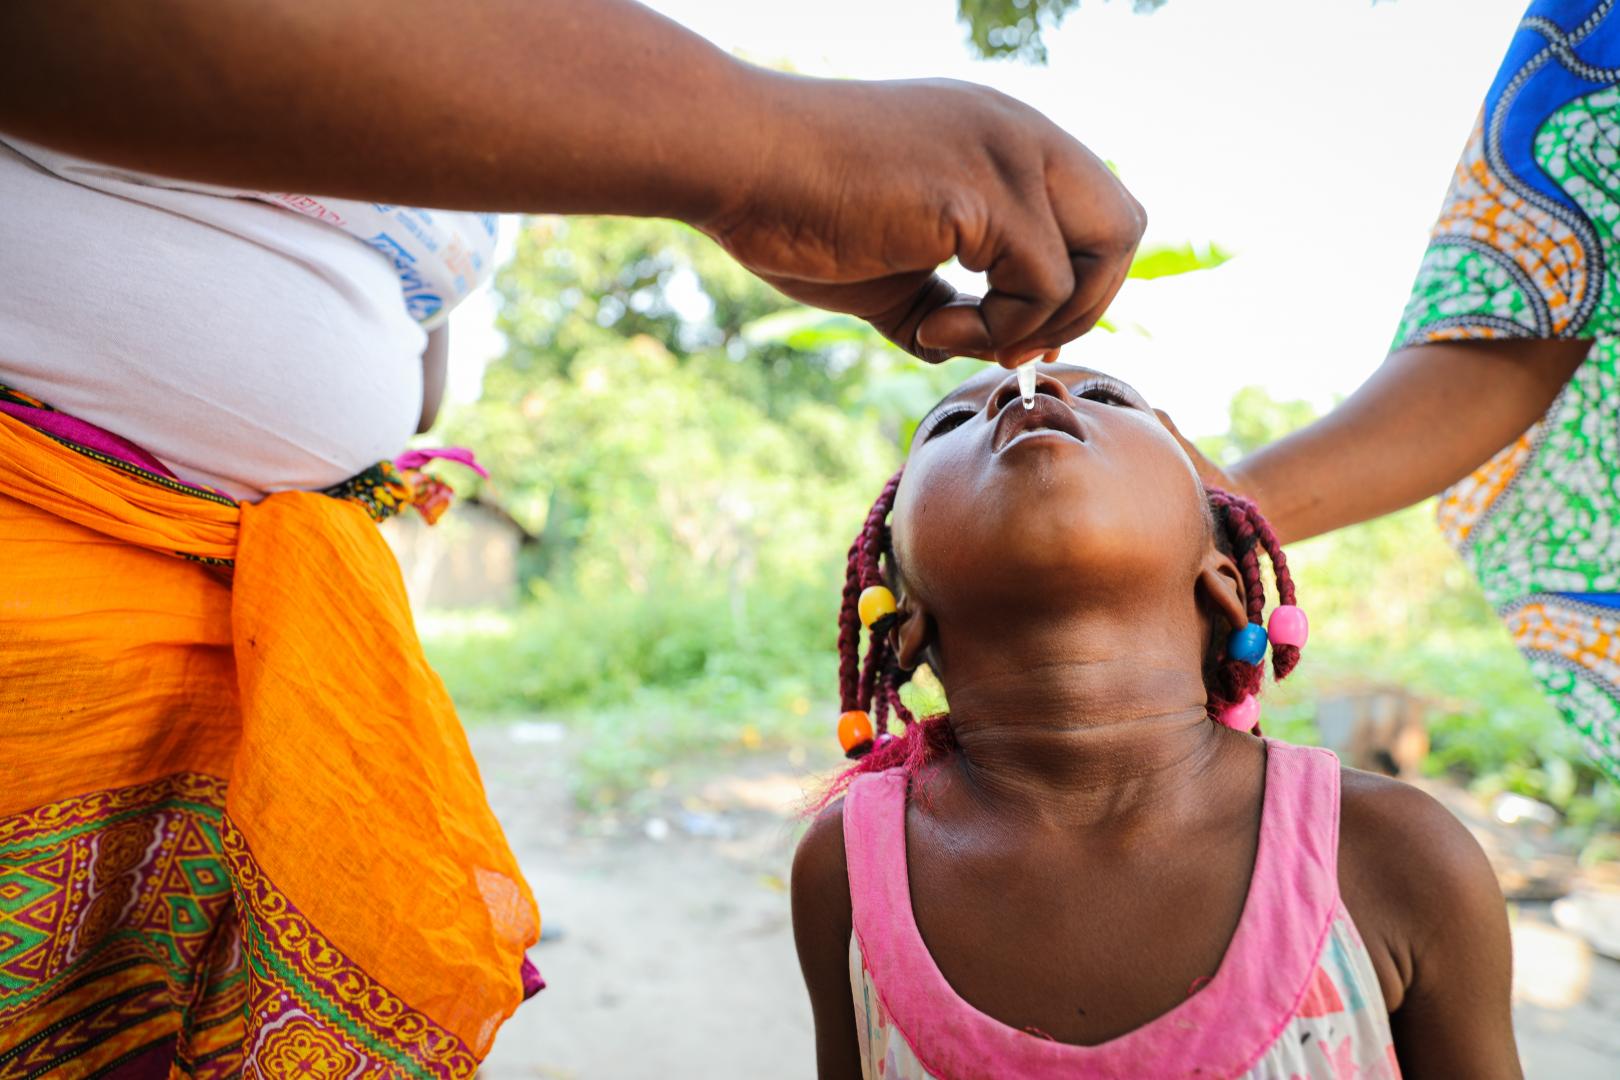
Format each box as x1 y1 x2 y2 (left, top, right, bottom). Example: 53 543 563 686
1336 764 1492 897
791 797 855 952
1334 764 1505 1012
790 766 910 960
794 797 850 894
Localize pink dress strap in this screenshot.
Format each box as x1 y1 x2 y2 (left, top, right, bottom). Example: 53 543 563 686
842 739 1345 1079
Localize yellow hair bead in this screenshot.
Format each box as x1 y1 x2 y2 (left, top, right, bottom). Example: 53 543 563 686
858 585 897 630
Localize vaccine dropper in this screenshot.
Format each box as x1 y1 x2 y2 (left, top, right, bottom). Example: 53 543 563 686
1017 359 1038 409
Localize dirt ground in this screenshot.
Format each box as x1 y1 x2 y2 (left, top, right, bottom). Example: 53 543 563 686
466 723 1620 1079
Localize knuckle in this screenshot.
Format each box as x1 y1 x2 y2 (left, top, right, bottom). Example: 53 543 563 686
1095 193 1148 256
1129 195 1149 239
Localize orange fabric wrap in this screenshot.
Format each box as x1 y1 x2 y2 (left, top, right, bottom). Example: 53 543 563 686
0 411 538 1056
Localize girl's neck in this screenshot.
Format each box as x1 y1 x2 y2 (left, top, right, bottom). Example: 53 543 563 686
935 613 1236 831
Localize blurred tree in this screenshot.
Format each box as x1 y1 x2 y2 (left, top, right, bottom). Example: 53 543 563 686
444 217 905 610
1195 385 1319 462
958 0 1167 63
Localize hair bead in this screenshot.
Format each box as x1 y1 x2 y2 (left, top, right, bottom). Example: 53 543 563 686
1227 623 1268 666
838 710 875 758
1204 489 1303 722
858 585 898 633
1217 694 1260 732
1267 605 1309 649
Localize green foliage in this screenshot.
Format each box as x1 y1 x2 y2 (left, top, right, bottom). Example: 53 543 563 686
426 581 836 811
1126 242 1233 281
958 0 1167 63
445 217 907 597
427 578 834 716
433 217 924 803
1196 386 1319 460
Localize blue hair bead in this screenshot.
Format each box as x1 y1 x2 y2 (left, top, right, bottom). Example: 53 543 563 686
1228 623 1268 665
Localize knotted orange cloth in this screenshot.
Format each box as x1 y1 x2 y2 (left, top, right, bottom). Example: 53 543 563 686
0 408 538 1078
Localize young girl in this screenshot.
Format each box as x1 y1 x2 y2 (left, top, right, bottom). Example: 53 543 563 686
792 365 1518 1078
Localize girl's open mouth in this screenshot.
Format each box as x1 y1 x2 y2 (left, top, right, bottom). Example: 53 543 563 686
992 393 1085 453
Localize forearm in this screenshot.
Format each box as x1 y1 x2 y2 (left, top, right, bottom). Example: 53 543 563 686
0 0 774 223
1226 338 1589 543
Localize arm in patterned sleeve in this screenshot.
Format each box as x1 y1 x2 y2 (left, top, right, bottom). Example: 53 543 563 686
1224 0 1620 783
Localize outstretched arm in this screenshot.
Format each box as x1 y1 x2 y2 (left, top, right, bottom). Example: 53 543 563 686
1164 338 1589 543
0 0 1143 363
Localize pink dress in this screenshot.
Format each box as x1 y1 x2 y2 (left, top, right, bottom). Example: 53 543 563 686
842 740 1401 1079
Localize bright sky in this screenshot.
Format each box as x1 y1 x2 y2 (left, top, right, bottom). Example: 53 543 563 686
447 0 1530 435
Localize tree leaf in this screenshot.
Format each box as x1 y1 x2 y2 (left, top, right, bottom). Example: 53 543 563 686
957 0 1168 64
1126 241 1234 280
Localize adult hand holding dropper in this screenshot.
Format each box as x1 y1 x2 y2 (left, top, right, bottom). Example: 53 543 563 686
0 0 1144 366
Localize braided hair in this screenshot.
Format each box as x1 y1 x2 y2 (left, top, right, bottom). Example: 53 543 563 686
823 470 1301 799
1203 488 1301 715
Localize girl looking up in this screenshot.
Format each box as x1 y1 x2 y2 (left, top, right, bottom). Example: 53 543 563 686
792 365 1517 1079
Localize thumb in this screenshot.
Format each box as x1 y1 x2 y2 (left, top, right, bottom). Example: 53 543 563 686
869 274 980 364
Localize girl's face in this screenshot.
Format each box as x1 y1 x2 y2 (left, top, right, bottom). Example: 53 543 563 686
892 365 1211 622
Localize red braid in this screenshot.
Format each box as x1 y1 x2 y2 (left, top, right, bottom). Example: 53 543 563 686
837 472 902 712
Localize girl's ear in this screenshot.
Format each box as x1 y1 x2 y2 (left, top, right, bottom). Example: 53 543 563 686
1197 550 1249 634
892 598 935 672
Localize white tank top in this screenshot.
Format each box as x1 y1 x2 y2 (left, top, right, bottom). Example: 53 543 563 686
0 138 498 500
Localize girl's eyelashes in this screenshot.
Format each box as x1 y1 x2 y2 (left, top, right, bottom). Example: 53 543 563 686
920 406 976 442
920 377 1137 443
1074 378 1135 408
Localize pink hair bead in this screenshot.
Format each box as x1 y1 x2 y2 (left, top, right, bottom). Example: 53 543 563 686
1218 694 1260 732
1267 605 1309 649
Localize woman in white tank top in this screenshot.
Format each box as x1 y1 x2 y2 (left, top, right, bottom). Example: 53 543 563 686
0 138 491 499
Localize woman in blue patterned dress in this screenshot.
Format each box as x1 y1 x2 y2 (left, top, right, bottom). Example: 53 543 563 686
1189 0 1620 783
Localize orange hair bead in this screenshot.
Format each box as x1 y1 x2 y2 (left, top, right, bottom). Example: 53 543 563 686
837 710 875 757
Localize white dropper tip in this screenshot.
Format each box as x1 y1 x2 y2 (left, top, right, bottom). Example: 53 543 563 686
1017 360 1037 410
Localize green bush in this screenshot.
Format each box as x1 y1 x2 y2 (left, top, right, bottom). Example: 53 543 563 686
427 576 837 715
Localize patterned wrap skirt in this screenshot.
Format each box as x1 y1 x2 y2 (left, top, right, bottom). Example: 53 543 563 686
0 388 539 1078
1400 0 1620 784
